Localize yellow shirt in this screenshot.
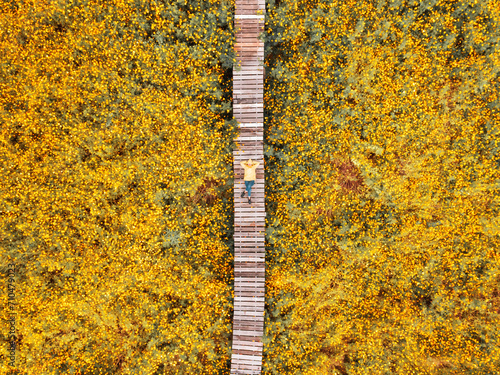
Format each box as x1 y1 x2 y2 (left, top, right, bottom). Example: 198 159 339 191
240 161 260 181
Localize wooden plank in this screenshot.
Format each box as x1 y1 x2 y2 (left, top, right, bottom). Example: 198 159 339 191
233 107 264 112
234 230 265 235
234 285 266 290
235 62 264 67
233 208 265 212
234 270 266 280
232 358 262 366
232 360 262 368
231 360 262 368
234 209 265 212
232 362 262 369
234 289 266 294
234 135 264 140
234 220 265 225
234 118 264 123
234 297 265 302
234 246 266 250
235 248 265 251
235 127 264 132
234 151 265 156
234 291 265 297
234 258 265 263
234 15 265 19
233 325 264 332
234 212 266 216
233 73 263 78
232 317 265 323
233 341 264 348
233 229 266 232
235 275 265 279
233 310 265 316
233 321 264 327
233 306 266 312
232 329 264 335
233 90 263 94
233 301 265 307
232 345 262 353
231 370 261 375
233 239 266 244
233 339 264 345
232 332 263 339
234 103 263 108
233 306 265 312
231 368 261 373
234 246 265 250
232 90 263 96
233 294 265 299
234 11 265 16
235 133 264 137
233 99 263 104
231 367 261 374
235 276 266 281
233 82 263 87
235 129 264 134
234 116 264 121
235 0 265 5
235 1 265 5
233 323 264 328
234 259 266 264
232 354 263 361
234 267 266 271
234 216 266 220
233 71 264 76
234 133 264 138
233 89 263 93
234 113 263 118
235 8 265 13
235 11 265 17
233 79 263 84
235 251 266 255
234 252 266 255
234 217 266 221
234 286 266 291
237 122 263 127
233 326 264 332
234 278 266 283
233 110 264 114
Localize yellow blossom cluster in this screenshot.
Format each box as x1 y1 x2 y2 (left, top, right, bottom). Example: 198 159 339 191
0 0 237 373
262 0 500 373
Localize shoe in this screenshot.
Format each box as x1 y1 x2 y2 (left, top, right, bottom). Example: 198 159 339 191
248 197 251 204
241 191 245 198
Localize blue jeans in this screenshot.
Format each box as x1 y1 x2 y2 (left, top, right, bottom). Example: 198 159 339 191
245 180 255 197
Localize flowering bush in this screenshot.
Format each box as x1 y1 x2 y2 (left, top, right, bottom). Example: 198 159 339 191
0 0 237 373
263 0 500 373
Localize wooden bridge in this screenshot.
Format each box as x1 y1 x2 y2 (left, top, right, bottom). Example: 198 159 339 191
230 0 266 373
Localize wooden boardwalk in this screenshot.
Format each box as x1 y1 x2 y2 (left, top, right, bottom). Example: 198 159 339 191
230 0 266 373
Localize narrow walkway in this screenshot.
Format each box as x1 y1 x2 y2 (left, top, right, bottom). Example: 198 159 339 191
230 0 266 374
